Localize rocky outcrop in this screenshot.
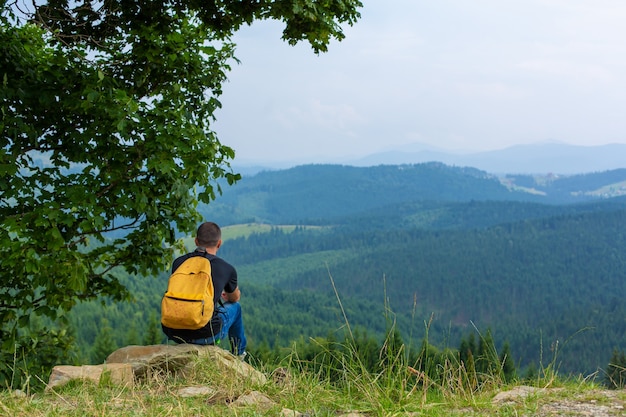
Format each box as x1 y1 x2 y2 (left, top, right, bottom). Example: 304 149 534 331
42 344 316 414
492 385 546 403
46 344 266 390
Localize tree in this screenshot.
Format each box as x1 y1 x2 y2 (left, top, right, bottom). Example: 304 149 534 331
476 329 500 378
499 342 516 382
459 333 478 389
606 349 626 389
143 313 164 346
0 0 362 386
91 319 118 364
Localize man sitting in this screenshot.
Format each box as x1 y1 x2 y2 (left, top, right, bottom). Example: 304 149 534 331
162 221 247 357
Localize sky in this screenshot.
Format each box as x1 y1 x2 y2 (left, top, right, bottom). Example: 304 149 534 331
213 0 626 165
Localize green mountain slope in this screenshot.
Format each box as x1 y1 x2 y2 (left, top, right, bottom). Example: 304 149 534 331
504 168 626 199
199 164 626 226
217 207 626 375
199 163 535 225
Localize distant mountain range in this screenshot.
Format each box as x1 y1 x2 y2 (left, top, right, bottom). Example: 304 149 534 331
234 142 626 175
201 163 626 227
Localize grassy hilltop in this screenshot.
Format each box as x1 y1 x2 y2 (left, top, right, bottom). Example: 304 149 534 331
2 340 625 416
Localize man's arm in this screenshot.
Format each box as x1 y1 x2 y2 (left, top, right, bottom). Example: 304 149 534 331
224 287 240 303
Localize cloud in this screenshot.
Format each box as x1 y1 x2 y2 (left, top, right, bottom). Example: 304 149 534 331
271 99 365 134
453 82 530 100
215 0 626 163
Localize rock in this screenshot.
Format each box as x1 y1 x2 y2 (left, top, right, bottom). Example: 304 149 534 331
176 385 217 398
197 346 267 385
492 385 543 403
106 344 267 385
46 363 134 390
105 344 201 377
231 390 275 408
280 407 309 416
11 390 27 398
272 367 292 386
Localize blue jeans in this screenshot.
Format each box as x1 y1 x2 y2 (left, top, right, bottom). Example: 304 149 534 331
190 302 247 355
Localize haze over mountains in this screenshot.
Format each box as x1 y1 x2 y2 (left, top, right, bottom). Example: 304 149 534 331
234 142 626 175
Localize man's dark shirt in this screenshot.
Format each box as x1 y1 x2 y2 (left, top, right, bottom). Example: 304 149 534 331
162 249 238 342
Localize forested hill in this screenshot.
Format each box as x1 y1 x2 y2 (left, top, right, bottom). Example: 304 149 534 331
199 163 523 225
199 163 626 226
70 200 626 374
68 162 626 376
217 207 626 375
333 197 626 232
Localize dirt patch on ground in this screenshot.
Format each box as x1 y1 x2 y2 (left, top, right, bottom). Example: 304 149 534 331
494 386 626 416
537 390 625 417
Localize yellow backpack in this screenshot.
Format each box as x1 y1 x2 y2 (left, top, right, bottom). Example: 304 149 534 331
161 255 215 330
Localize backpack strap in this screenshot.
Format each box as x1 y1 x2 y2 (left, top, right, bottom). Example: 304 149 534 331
191 248 216 261
174 249 215 268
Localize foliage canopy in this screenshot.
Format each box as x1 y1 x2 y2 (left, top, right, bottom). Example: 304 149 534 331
0 0 362 387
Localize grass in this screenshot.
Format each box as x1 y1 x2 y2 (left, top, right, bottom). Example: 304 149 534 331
3 273 624 416
1 337 624 416
2 353 621 417
237 248 360 285
222 223 327 241
179 223 327 251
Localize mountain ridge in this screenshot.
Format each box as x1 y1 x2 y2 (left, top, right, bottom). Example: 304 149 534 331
201 163 626 226
233 142 626 175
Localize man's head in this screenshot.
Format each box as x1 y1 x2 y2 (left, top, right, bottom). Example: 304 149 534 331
195 221 222 249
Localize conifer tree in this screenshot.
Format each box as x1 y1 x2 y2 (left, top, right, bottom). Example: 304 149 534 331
459 335 478 388
606 349 626 389
477 329 498 376
499 342 516 382
143 313 164 346
350 329 380 373
91 319 118 364
125 323 140 346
